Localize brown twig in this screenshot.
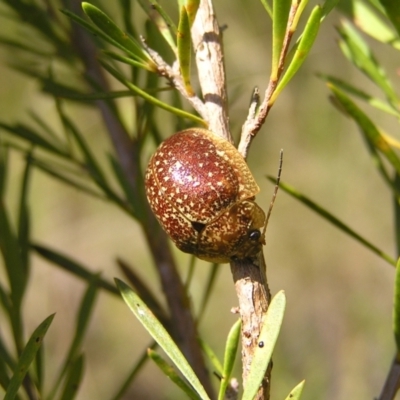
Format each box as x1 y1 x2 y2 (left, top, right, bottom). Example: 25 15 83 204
191 1 272 398
68 1 213 396
140 37 208 119
378 355 400 400
238 1 300 159
191 0 231 141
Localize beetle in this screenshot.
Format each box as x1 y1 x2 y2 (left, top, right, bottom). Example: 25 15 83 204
145 128 266 263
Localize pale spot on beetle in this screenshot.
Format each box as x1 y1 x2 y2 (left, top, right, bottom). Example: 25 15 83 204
193 181 200 187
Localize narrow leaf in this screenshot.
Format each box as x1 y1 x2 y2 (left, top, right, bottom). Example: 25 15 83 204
218 318 241 400
117 259 169 327
321 0 339 19
60 355 84 400
185 0 200 25
394 174 400 255
33 244 119 295
110 342 155 400
0 142 8 197
379 0 400 37
259 0 272 18
197 263 221 322
100 60 206 125
242 291 286 400
272 6 322 103
271 0 292 79
321 75 400 117
136 0 177 33
271 178 397 266
0 200 26 310
177 6 194 96
81 3 153 65
48 278 98 399
4 314 55 400
393 258 400 351
0 123 68 158
199 339 223 376
17 151 32 272
352 0 400 48
284 380 305 400
329 85 400 176
338 21 397 105
115 279 211 400
148 349 200 400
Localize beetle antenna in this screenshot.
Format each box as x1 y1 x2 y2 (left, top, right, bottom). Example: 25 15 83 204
264 149 283 230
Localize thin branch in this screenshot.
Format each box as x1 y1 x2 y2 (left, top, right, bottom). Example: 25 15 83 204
378 355 400 400
191 0 231 141
68 1 213 396
191 1 273 399
238 1 300 158
140 37 207 119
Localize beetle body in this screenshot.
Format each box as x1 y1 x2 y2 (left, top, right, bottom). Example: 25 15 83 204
145 128 266 263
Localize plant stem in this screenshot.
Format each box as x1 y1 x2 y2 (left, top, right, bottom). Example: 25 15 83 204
68 1 213 396
192 1 272 398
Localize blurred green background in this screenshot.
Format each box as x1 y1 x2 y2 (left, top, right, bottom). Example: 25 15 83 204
0 0 398 399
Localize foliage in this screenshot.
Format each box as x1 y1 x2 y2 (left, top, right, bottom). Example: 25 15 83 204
0 0 399 399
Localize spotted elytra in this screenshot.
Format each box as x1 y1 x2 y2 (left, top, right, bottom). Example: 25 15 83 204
144 128 266 263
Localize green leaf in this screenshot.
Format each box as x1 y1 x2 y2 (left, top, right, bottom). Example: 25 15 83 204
242 290 286 400
321 74 400 117
55 105 127 209
218 318 241 400
329 85 400 176
31 158 109 204
60 354 84 400
379 0 400 37
0 199 26 311
271 177 397 266
177 6 194 96
102 50 154 71
271 0 291 79
110 342 155 400
137 0 177 34
197 263 221 322
338 21 397 105
4 314 54 400
115 279 211 400
0 123 68 158
259 0 272 18
352 0 400 48
48 278 98 400
394 258 400 351
81 3 154 65
17 151 32 273
148 349 200 400
393 258 400 354
117 258 169 327
272 5 322 103
321 0 339 19
394 174 400 255
99 60 206 125
0 142 8 197
185 0 200 25
33 244 119 295
108 155 141 219
284 380 305 400
198 339 223 376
